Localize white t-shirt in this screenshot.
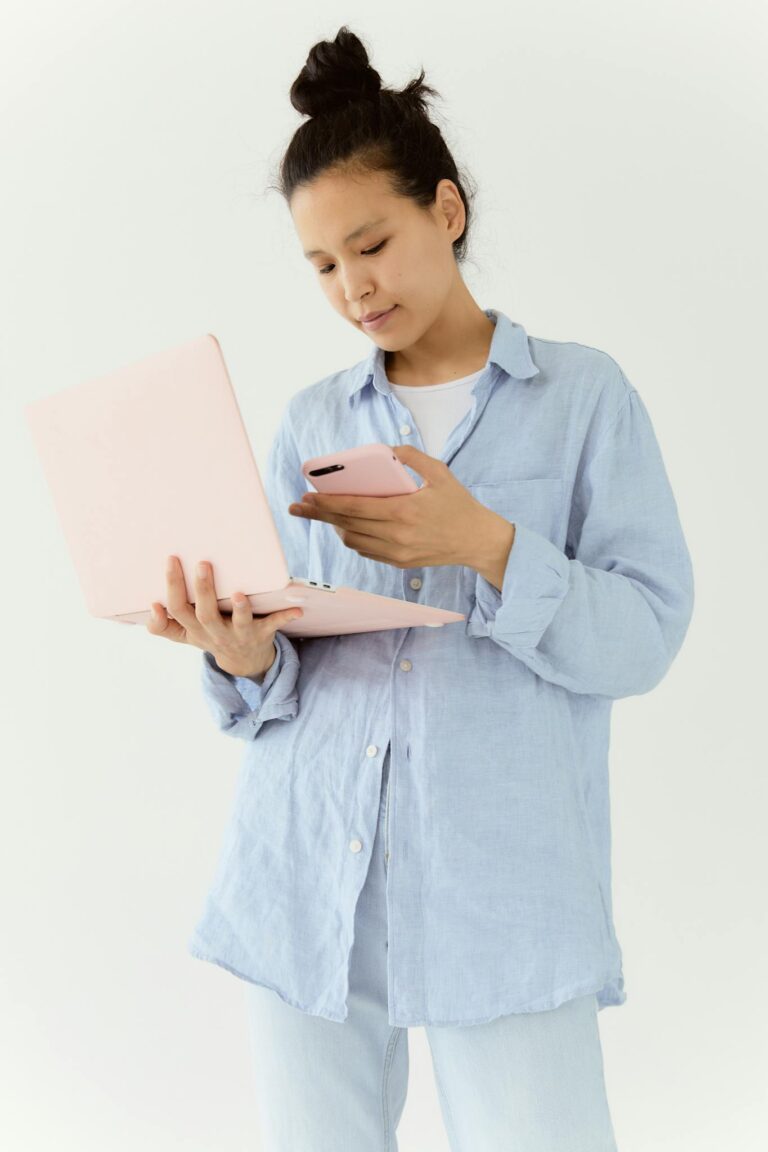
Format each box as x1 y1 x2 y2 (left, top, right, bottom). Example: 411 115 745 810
388 368 485 459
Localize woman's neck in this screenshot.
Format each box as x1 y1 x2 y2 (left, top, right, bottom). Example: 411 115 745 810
384 310 495 387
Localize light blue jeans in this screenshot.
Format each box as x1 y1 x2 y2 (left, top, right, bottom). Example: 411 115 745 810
245 746 619 1151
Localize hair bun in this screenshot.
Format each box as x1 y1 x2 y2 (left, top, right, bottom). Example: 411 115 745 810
290 26 382 119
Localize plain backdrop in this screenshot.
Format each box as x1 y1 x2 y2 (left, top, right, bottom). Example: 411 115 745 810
2 1 766 1149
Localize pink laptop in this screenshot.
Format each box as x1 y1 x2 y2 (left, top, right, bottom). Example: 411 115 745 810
23 335 466 639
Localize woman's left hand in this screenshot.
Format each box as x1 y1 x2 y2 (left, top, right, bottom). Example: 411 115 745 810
288 444 495 570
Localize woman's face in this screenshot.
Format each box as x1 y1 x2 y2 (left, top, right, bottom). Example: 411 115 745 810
290 167 465 350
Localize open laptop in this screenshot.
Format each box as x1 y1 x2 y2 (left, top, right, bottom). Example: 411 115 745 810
23 334 466 639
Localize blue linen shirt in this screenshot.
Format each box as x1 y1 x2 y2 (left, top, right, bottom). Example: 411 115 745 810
187 308 695 1027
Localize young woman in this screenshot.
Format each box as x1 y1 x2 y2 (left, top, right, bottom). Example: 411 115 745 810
148 25 694 1152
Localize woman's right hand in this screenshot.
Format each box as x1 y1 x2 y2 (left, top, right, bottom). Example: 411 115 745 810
145 555 303 679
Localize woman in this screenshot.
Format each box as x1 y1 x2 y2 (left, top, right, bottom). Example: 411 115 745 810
148 25 694 1152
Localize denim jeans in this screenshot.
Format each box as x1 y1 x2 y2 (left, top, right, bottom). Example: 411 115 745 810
245 745 619 1151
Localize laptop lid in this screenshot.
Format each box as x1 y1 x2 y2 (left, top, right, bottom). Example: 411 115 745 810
23 334 466 637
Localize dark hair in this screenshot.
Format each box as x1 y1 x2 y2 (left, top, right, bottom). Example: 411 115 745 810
268 25 477 266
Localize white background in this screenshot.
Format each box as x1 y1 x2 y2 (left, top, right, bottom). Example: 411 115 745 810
2 1 766 1148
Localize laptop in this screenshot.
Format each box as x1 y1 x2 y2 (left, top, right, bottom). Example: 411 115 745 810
23 334 466 639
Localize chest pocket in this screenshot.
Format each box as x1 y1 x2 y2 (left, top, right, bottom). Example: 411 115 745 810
465 476 565 564
467 476 564 534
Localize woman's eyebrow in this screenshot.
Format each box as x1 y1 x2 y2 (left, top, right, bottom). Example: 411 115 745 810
304 216 388 259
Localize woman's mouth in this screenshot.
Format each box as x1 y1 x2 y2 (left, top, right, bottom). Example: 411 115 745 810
362 306 398 330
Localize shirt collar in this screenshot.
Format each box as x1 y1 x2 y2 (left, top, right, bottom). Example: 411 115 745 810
345 307 540 406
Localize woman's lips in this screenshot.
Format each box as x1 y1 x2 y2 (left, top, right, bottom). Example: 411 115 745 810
362 306 398 329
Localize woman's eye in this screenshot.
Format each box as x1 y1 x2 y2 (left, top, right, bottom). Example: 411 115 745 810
318 240 387 276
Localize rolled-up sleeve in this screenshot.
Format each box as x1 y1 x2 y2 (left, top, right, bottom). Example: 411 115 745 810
466 384 695 698
200 631 300 739
199 398 311 739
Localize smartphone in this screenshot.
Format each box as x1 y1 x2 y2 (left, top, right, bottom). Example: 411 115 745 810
301 442 420 497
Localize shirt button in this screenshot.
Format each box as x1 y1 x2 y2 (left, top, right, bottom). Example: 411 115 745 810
409 577 422 590
366 745 378 757
399 424 411 435
349 839 363 853
399 659 412 672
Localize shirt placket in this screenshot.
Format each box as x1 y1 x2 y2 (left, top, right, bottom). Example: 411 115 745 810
384 770 391 867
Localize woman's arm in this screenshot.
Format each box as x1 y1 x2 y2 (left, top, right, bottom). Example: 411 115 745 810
200 399 311 739
465 381 695 699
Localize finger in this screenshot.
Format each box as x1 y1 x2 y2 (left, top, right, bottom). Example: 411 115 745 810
191 560 229 644
146 600 186 643
229 591 255 636
302 493 395 521
344 528 403 564
231 594 302 638
165 555 203 634
342 515 411 549
335 524 394 551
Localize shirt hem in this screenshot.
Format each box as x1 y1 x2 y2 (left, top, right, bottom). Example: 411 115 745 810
398 969 626 1028
189 939 625 1028
187 943 347 1023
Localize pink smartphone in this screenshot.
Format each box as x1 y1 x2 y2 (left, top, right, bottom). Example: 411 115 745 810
301 442 420 497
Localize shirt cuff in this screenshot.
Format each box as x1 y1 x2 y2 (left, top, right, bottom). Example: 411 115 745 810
465 520 571 649
201 630 300 735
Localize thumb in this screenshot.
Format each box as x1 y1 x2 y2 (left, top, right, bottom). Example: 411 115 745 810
390 443 443 480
